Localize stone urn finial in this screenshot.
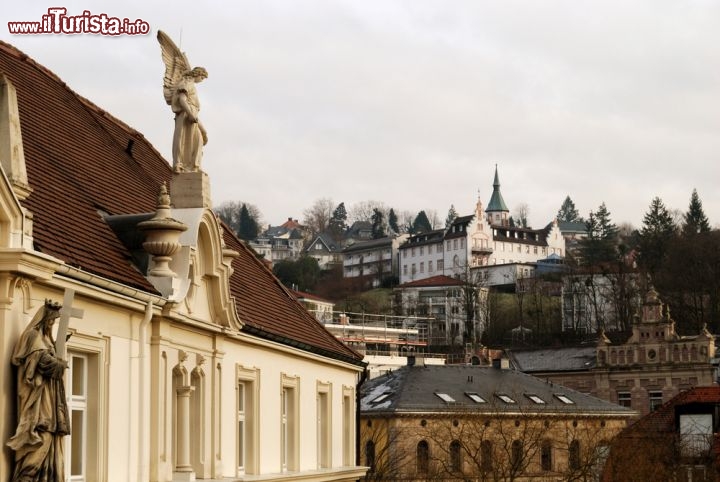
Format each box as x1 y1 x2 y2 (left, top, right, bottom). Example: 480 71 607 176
138 183 188 277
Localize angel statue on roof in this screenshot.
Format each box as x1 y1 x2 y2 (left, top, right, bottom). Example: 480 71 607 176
158 30 208 173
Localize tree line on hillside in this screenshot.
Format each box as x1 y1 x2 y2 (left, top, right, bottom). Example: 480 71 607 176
215 189 719 340
559 189 719 336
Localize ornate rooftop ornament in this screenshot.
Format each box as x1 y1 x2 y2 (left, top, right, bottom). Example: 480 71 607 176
157 31 208 173
138 183 188 277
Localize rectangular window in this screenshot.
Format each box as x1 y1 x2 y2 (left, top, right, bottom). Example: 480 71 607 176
437 260 444 271
526 394 546 404
437 245 442 254
403 265 407 275
460 238 465 249
412 247 416 256
412 264 416 275
649 391 663 412
237 366 259 475
342 387 355 466
238 382 246 472
435 392 455 403
281 374 299 472
420 262 425 273
453 239 458 250
317 382 332 469
420 246 424 255
428 260 434 272
496 393 516 404
465 392 486 403
554 394 574 405
68 354 88 481
403 250 407 258
617 392 631 408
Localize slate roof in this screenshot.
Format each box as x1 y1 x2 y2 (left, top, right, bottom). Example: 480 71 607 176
507 346 597 372
1 40 361 365
361 365 634 416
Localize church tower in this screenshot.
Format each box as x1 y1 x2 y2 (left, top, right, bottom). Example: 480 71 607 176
485 165 509 226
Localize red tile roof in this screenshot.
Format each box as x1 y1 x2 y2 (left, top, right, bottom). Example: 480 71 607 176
398 275 465 288
0 40 361 364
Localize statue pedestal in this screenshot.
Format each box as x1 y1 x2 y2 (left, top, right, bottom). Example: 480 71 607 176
170 171 211 209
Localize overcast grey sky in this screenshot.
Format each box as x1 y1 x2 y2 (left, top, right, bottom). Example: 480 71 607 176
4 1 720 229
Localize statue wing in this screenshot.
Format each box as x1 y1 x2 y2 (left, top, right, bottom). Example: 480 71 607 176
157 30 191 105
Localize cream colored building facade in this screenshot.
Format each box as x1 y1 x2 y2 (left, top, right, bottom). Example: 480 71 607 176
0 41 366 482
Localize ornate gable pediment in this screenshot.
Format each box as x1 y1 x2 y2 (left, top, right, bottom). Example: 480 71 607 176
163 208 240 329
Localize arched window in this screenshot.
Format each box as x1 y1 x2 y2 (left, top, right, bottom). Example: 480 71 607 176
541 439 552 471
481 440 493 472
569 439 580 471
449 440 462 473
365 441 375 472
511 440 523 472
417 440 429 474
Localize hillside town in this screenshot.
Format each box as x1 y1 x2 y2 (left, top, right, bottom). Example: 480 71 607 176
2 7 720 482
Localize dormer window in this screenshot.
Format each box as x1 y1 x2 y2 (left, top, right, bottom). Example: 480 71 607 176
465 392 486 404
526 394 546 404
435 393 455 403
554 394 574 405
496 393 515 404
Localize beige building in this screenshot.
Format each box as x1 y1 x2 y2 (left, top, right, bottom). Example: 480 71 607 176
360 365 634 481
510 287 717 419
0 40 366 481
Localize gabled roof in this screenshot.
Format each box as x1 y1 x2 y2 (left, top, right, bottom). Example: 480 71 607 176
1 40 362 365
308 232 341 252
361 365 634 416
397 275 464 289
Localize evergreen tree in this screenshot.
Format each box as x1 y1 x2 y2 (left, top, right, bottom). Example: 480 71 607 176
328 202 348 239
683 189 711 235
579 202 618 265
388 208 400 234
412 210 433 234
445 204 458 228
371 208 386 239
237 204 259 240
638 197 676 275
557 195 582 223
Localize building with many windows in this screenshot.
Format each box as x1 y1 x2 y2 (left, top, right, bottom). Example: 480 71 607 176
399 168 565 288
0 40 366 482
360 364 634 481
509 287 717 419
342 235 407 287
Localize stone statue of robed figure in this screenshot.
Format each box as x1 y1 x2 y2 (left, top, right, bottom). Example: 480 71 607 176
6 301 70 482
158 30 208 173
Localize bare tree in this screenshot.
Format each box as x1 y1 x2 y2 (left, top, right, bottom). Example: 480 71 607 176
214 200 263 234
302 198 334 235
349 200 388 224
513 203 530 228
361 419 414 481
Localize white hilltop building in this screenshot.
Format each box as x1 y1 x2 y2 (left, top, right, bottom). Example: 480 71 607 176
399 166 566 288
